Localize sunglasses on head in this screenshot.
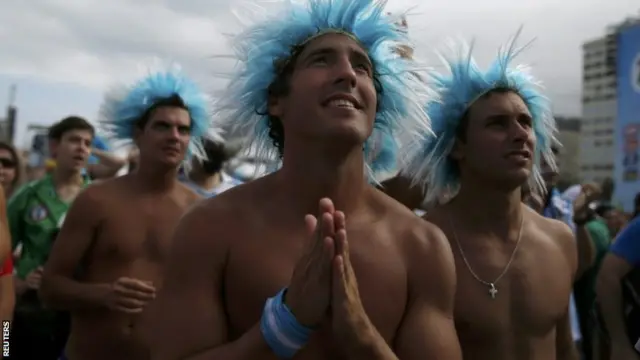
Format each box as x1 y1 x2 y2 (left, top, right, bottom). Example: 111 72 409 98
0 158 16 168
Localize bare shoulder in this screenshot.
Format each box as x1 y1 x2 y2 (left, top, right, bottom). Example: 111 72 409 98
85 173 132 197
527 206 574 251
175 176 268 252
73 175 126 210
372 189 453 268
174 181 203 207
200 175 267 218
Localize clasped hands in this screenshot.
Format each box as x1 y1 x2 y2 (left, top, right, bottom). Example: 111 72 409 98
285 197 369 339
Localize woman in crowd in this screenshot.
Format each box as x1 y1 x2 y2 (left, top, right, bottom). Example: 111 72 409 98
0 141 25 198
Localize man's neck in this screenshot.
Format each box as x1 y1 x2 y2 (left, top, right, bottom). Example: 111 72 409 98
52 167 83 188
278 141 367 215
188 171 222 191
134 160 178 193
448 177 524 236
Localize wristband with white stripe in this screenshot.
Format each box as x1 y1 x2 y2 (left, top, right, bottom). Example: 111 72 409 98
260 288 314 358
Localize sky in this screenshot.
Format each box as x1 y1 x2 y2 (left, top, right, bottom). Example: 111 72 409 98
0 0 638 149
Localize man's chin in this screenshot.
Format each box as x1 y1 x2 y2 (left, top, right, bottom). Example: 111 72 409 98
159 157 183 169
69 164 87 173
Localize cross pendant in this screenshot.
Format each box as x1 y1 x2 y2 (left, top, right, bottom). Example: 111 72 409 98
488 283 498 299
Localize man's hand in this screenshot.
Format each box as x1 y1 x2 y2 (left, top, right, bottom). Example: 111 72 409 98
330 210 371 342
285 198 336 328
573 183 601 217
25 267 43 290
104 277 156 314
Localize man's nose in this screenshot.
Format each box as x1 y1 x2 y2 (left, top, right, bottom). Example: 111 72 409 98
333 57 357 88
510 121 530 142
169 126 181 139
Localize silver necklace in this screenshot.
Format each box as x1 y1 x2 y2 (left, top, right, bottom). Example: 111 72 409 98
449 213 524 299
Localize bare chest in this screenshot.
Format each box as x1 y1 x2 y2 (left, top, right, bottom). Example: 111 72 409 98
223 224 408 346
89 198 188 270
451 233 573 342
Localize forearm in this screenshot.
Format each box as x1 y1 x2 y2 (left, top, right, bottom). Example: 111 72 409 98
339 316 398 360
170 324 278 360
89 164 120 179
91 149 126 169
40 274 110 311
596 278 628 341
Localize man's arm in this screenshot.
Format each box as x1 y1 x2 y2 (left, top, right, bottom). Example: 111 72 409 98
596 217 640 349
40 187 110 310
88 149 127 179
149 202 277 360
553 220 580 360
393 221 462 359
596 254 633 347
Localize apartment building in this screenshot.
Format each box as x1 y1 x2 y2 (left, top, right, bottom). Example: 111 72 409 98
580 16 640 184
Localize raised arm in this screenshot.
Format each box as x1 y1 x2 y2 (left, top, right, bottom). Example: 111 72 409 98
40 186 110 310
88 149 127 179
394 221 462 359
148 202 276 360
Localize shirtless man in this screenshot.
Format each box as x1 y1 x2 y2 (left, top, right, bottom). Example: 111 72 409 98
402 37 579 360
40 66 213 360
150 1 461 359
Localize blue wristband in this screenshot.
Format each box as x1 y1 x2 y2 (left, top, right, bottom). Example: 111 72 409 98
260 288 313 358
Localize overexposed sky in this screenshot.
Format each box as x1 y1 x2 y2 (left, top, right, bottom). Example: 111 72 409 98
0 0 638 148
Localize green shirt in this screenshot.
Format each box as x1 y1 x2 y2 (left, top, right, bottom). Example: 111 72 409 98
8 174 91 279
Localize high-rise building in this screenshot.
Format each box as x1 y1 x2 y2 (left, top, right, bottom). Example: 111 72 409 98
580 16 640 184
556 117 581 185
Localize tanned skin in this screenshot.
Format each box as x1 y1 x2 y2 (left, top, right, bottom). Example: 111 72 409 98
425 91 578 360
149 33 461 360
41 106 201 360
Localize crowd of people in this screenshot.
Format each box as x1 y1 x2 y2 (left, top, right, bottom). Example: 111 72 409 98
0 0 639 359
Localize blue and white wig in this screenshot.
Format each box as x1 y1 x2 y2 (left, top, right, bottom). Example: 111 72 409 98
403 31 558 205
99 62 216 161
213 0 434 182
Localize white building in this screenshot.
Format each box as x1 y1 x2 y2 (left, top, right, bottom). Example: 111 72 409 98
580 16 640 183
580 35 617 183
